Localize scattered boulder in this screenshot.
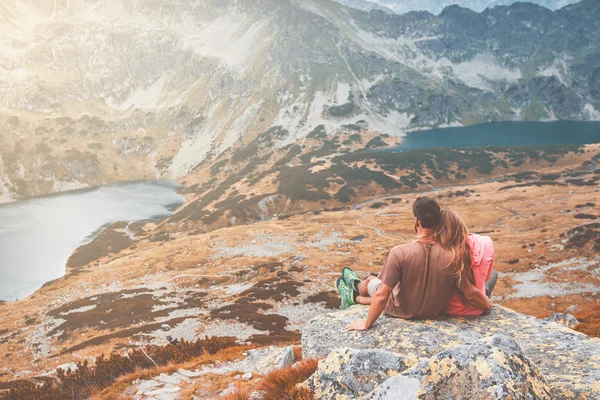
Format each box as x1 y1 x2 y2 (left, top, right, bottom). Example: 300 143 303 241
366 335 551 400
565 305 581 314
249 391 265 399
545 312 579 329
234 346 294 375
302 305 600 398
279 345 295 368
242 372 253 381
219 383 236 397
177 369 202 378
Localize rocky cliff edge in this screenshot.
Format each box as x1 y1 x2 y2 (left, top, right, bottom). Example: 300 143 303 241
301 305 600 399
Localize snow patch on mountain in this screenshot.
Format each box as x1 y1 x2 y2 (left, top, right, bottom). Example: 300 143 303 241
537 59 570 86
107 74 170 111
355 28 440 60
583 104 600 120
441 54 522 90
216 102 264 154
335 82 352 104
185 15 271 74
353 32 521 90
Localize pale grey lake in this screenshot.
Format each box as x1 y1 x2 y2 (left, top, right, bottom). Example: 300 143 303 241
0 181 184 301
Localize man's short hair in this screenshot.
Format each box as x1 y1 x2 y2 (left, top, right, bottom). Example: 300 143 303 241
413 197 442 229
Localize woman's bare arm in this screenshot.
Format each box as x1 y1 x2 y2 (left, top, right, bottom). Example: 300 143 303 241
457 278 492 314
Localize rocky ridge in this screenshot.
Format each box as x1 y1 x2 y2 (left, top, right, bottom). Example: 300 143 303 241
335 0 582 15
302 305 600 399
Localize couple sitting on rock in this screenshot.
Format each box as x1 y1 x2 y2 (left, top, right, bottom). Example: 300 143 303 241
335 196 498 331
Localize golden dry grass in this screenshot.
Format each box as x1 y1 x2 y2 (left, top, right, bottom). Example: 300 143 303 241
293 345 303 361
575 305 600 338
91 345 254 400
221 359 318 400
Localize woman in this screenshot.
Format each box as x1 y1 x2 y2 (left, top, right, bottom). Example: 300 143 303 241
435 210 498 316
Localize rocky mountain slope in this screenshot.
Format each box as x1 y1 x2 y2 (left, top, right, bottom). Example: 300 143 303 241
165 124 597 235
334 0 582 15
1 0 599 200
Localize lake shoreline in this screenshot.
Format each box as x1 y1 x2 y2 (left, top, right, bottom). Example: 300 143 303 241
387 120 600 152
0 179 183 207
0 181 185 302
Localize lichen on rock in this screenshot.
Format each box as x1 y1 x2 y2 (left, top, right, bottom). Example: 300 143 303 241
302 305 600 399
365 335 552 400
306 348 418 399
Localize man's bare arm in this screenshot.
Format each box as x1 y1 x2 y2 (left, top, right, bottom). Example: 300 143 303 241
457 278 492 314
347 283 393 331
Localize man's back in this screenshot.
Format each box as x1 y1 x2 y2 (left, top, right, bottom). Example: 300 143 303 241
378 241 455 319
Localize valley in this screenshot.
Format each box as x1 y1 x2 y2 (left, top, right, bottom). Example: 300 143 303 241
1 0 600 398
0 127 598 395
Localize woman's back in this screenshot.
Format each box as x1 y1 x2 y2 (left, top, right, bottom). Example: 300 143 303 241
444 234 495 317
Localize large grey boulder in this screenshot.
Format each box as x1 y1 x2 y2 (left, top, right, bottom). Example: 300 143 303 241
366 335 551 400
306 348 418 398
302 305 600 399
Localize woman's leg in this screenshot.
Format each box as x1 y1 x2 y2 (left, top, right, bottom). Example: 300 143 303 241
485 270 499 298
356 295 372 305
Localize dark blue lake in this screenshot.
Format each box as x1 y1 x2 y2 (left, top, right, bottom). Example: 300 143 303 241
388 121 600 151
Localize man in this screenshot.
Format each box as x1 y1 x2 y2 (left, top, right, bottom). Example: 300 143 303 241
338 197 491 331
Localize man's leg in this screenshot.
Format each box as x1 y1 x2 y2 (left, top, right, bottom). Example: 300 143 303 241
357 278 371 296
355 278 372 305
485 270 499 298
356 277 382 306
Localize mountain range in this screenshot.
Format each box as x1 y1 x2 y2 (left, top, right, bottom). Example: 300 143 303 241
334 0 582 15
0 0 599 200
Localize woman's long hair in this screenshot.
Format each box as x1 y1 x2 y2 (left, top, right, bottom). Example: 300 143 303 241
434 210 474 289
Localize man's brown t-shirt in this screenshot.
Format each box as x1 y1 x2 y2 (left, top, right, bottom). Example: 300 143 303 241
378 241 455 319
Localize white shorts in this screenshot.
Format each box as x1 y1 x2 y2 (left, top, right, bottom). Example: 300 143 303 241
367 278 383 297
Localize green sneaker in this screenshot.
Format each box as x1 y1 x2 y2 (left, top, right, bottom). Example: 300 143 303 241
335 278 356 309
342 267 361 292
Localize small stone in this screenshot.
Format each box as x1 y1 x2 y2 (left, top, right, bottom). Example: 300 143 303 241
136 379 162 391
242 372 253 380
177 369 201 378
219 384 236 397
156 373 187 385
249 391 266 399
279 346 295 368
146 386 180 396
546 313 579 329
161 324 171 331
565 305 581 314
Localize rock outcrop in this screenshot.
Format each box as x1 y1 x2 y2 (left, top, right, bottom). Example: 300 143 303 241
306 348 418 398
302 305 600 399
